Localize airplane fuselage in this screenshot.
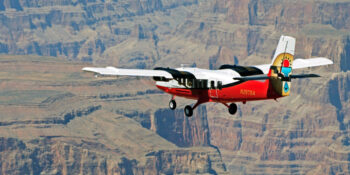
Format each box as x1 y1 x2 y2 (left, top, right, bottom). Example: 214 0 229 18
155 67 281 104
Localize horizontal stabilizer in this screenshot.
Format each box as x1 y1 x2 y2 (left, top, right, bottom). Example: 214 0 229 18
254 57 333 74
290 74 320 79
233 75 269 81
293 57 333 69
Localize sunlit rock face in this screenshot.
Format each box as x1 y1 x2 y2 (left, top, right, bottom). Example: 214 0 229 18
152 106 210 147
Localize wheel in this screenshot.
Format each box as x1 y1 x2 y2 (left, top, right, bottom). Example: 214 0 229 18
169 100 176 110
184 105 193 117
228 103 237 115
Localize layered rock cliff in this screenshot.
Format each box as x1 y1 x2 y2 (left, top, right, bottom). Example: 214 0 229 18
0 137 224 175
151 106 210 147
0 56 227 174
0 0 348 71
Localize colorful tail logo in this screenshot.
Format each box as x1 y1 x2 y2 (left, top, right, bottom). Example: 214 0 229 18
269 36 295 97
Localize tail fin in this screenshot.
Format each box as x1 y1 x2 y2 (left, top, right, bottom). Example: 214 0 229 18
269 35 295 97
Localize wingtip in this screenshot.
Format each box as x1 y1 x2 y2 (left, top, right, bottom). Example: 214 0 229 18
82 67 91 71
328 59 334 65
320 57 334 65
82 67 96 72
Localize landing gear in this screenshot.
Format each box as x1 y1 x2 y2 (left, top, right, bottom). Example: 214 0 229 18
228 103 237 115
169 100 176 110
184 100 206 117
168 97 205 117
184 105 193 117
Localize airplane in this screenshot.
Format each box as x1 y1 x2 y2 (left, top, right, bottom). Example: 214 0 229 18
83 35 333 117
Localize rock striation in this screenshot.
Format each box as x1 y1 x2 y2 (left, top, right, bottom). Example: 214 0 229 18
0 55 227 174
151 106 210 147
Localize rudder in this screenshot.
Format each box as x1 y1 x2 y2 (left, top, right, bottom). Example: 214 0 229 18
269 35 295 97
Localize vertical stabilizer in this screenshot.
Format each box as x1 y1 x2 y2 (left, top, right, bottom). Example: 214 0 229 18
269 35 295 97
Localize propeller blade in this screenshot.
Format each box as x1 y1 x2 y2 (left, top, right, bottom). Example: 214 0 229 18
290 74 320 79
233 75 269 81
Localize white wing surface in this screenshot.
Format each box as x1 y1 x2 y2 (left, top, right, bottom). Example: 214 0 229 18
293 57 333 69
254 57 333 74
82 67 173 79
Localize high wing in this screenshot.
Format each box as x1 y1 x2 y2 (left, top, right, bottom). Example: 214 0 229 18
83 57 333 81
254 57 333 74
82 67 173 79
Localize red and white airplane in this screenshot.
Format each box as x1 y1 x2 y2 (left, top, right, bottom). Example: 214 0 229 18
83 36 333 117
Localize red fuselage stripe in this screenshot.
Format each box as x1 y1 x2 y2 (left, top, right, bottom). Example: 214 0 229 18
156 80 282 103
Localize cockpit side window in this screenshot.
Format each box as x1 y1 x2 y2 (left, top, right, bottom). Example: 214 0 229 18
187 79 193 87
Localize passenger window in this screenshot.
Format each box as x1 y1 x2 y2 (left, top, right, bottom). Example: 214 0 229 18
217 81 222 90
195 80 200 88
211 81 215 89
203 80 208 89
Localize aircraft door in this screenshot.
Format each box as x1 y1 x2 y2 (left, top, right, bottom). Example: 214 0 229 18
209 80 218 98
